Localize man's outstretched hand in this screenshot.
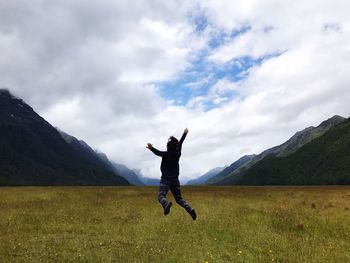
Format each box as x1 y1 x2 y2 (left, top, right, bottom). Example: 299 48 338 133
184 128 189 134
146 143 153 150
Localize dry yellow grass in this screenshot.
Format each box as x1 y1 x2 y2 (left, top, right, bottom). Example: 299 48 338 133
0 186 350 262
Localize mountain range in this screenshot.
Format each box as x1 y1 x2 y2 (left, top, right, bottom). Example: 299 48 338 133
59 130 147 185
207 155 255 185
111 162 145 185
237 117 350 185
0 89 131 186
1 89 349 186
208 115 348 185
186 167 225 185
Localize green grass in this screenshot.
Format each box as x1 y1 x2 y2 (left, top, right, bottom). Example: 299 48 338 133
1 186 350 262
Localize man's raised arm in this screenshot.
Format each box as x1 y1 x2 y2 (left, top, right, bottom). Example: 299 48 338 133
176 128 188 152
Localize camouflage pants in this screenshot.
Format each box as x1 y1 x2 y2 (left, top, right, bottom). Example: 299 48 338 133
158 181 193 213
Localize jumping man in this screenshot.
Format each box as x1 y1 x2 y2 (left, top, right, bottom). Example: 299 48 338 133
146 128 197 220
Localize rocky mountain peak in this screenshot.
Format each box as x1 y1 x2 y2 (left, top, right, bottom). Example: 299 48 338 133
318 115 346 129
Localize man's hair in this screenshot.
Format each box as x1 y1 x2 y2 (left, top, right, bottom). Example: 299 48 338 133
167 136 178 151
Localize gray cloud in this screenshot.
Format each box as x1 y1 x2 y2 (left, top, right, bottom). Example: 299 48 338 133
0 0 198 109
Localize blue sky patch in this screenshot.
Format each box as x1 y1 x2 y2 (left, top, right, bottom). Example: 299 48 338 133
156 17 285 111
157 50 285 110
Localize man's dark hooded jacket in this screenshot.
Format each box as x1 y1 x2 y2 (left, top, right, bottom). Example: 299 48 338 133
149 132 187 183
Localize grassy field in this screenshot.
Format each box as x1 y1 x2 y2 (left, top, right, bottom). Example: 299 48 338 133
0 186 350 263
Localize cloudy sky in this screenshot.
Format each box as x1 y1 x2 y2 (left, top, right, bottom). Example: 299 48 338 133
1 0 350 182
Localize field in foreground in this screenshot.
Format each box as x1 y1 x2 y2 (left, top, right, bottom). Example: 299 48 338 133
0 186 350 263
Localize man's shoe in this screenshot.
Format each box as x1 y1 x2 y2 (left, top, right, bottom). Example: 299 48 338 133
164 202 172 215
189 209 197 220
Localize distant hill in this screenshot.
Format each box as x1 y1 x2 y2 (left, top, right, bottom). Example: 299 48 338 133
207 155 255 184
94 151 144 185
210 115 347 185
111 161 145 186
59 131 141 185
139 177 160 186
186 167 225 185
58 130 114 172
128 169 159 186
238 118 350 185
0 89 129 186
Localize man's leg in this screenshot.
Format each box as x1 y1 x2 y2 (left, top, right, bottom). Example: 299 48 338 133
158 182 172 215
170 185 196 220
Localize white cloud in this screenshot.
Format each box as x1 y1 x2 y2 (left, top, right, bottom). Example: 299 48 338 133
0 0 204 107
209 78 238 95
